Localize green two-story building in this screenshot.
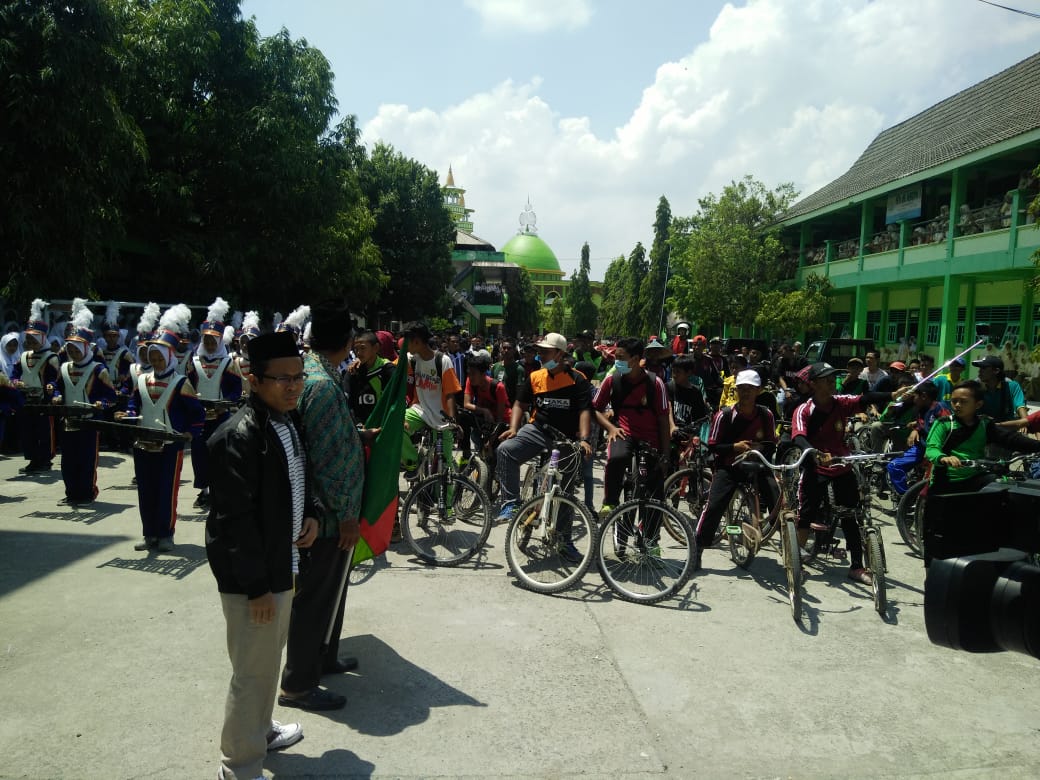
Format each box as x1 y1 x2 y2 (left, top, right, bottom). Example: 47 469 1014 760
781 51 1039 371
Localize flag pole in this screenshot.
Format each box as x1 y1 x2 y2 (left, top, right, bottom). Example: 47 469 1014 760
322 543 355 651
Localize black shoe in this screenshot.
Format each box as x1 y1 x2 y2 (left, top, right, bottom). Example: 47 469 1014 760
193 491 210 509
322 656 359 675
278 687 347 711
134 537 158 551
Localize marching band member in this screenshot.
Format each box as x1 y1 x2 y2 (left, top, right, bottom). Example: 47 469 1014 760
11 299 60 473
276 305 310 348
119 304 204 553
187 297 243 509
129 302 161 388
53 299 116 504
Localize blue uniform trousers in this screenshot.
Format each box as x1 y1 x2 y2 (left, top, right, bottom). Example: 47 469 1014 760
20 413 54 468
60 428 100 502
134 443 185 540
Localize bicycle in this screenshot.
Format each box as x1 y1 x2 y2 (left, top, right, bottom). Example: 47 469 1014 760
661 417 713 544
399 418 492 566
596 438 695 604
455 408 507 502
800 450 899 618
729 447 810 622
504 425 598 594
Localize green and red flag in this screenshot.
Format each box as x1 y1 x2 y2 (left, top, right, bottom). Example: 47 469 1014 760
353 355 408 565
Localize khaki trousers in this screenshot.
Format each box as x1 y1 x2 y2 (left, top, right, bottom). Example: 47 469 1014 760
219 590 293 780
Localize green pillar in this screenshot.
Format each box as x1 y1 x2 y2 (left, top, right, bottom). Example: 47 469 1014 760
965 280 978 375
799 224 810 268
917 286 929 354
897 220 910 268
937 275 961 363
853 284 869 340
879 289 890 349
948 169 967 260
1010 189 1022 252
859 201 872 271
1019 282 1033 351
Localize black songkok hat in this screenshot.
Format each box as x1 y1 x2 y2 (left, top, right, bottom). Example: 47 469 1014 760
310 301 354 348
247 331 300 364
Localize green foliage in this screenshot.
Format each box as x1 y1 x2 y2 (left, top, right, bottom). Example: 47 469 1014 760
546 297 566 334
1 0 144 300
637 196 671 337
567 242 598 335
669 175 799 334
505 267 539 337
359 142 456 322
754 273 833 337
598 254 630 337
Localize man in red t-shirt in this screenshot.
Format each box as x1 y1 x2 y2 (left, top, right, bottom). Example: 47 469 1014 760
792 362 904 584
593 337 671 514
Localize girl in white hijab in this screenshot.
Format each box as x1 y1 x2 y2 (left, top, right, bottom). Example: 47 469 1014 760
0 332 22 379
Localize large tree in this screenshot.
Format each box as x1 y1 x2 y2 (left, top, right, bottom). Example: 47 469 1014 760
669 176 798 335
637 196 672 338
504 267 539 338
1 0 144 301
598 253 631 337
567 242 598 335
359 142 455 323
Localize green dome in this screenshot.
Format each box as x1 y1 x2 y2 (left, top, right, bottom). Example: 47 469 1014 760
501 232 563 275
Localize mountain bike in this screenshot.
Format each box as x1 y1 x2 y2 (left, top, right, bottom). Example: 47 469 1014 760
504 426 598 594
800 450 900 618
730 447 810 622
661 417 713 544
596 438 695 604
399 418 492 566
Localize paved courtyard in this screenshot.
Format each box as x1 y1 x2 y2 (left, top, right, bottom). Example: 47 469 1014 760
1 446 1038 779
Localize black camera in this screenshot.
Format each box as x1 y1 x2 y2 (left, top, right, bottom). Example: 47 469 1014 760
924 482 1040 658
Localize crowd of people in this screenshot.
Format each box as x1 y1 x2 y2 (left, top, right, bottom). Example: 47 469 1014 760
4 299 1040 779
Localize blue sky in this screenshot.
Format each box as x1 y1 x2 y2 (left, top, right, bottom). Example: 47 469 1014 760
242 0 1040 278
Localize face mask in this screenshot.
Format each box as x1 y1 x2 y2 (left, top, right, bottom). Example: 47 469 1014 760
614 359 631 375
542 359 558 371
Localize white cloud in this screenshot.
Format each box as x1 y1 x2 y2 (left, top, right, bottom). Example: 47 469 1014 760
464 0 593 33
363 0 1040 277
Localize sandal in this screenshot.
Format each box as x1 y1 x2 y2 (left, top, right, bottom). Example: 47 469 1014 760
848 567 873 585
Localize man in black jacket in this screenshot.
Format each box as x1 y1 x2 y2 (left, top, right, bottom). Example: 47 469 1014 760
207 331 318 780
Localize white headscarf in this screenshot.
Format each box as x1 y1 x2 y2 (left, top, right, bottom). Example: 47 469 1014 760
0 332 22 378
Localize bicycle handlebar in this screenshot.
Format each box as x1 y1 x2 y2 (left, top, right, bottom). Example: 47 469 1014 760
954 453 1036 469
735 447 905 470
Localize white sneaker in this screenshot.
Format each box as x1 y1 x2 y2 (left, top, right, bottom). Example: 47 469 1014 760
266 720 303 751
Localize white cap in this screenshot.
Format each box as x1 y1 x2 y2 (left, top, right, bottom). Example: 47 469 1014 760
735 369 762 388
535 332 568 351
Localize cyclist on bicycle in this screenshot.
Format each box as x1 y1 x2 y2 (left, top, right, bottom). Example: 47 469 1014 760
885 380 948 499
462 354 509 460
592 337 671 517
495 333 594 560
925 379 1040 497
693 370 779 569
791 362 908 585
401 321 461 478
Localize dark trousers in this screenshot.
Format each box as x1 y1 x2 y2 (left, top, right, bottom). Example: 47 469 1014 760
190 414 226 490
798 467 863 569
20 413 54 467
696 464 779 548
60 428 100 502
280 536 350 694
602 437 664 506
133 444 184 539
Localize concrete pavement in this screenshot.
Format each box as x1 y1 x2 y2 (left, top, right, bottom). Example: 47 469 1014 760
1 446 1039 779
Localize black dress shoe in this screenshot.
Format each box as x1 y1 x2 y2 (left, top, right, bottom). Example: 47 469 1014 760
278 687 347 711
322 656 359 675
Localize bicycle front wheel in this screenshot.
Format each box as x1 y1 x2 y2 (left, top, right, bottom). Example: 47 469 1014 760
866 527 887 617
781 515 803 622
895 479 926 556
724 487 757 570
504 492 597 593
597 500 696 604
400 474 492 566
662 467 713 543
458 456 490 506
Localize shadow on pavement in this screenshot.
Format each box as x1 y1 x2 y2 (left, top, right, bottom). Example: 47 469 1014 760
299 634 487 738
267 747 375 778
97 542 208 580
20 501 130 525
0 528 130 598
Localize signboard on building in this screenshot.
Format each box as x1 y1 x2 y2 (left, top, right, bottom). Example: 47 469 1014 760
886 184 922 224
